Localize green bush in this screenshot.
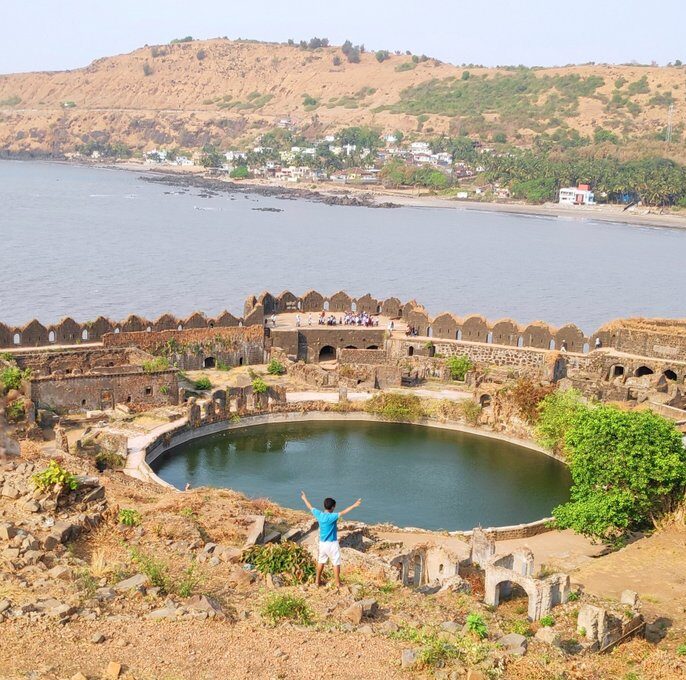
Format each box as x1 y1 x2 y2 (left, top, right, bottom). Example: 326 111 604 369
142 356 169 373
176 564 201 597
460 400 482 426
395 61 417 72
267 359 286 375
446 355 473 380
365 393 424 421
251 377 268 394
465 612 488 639
535 388 588 454
553 407 686 539
375 50 390 63
242 542 316 584
32 460 79 492
261 593 312 625
677 643 686 656
539 615 555 627
118 508 142 527
0 365 30 391
230 165 250 179
130 547 171 592
194 376 212 391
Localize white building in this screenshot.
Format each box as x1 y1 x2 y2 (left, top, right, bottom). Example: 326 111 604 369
559 184 596 206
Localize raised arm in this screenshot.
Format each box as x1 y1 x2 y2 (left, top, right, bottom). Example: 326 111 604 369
339 498 362 517
300 490 314 511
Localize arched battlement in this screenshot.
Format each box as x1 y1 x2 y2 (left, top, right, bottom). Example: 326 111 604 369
431 313 461 340
461 315 489 343
355 294 379 315
380 297 402 318
213 311 240 327
276 290 299 313
490 319 520 347
153 313 179 332
555 324 587 353
20 320 49 347
183 312 208 329
301 290 325 312
522 322 556 350
121 315 147 334
329 291 352 312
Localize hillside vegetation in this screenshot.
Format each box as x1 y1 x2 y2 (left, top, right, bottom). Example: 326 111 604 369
1 38 685 158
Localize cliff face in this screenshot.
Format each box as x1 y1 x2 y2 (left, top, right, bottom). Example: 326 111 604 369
0 39 683 155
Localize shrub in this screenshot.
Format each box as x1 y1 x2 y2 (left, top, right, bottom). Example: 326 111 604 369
535 388 588 454
32 460 79 492
143 62 153 77
677 643 686 656
261 593 312 625
130 547 170 592
365 393 423 421
465 612 488 639
509 378 555 424
0 365 30 391
553 407 686 539
142 356 169 373
196 48 206 61
446 355 473 381
176 564 201 597
194 376 212 391
375 50 390 63
6 400 25 423
332 55 341 66
267 359 286 375
460 400 482 425
251 377 268 394
230 165 250 179
118 508 142 527
242 542 316 584
566 590 580 602
395 61 416 72
539 615 555 627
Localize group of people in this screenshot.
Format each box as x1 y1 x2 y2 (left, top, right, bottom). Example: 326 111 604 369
293 311 381 327
405 325 421 336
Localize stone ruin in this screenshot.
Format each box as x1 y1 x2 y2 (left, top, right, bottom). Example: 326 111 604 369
577 591 645 651
390 544 464 590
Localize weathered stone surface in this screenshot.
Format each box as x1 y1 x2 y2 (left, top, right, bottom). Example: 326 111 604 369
91 633 106 644
441 621 461 633
343 602 364 625
620 590 639 608
535 626 562 647
438 574 471 595
113 573 149 592
0 599 11 614
105 661 122 679
47 565 72 581
401 649 417 669
359 598 378 617
147 607 178 620
215 546 242 563
244 515 266 547
187 594 226 619
0 523 17 541
378 619 399 634
497 633 528 656
82 486 106 503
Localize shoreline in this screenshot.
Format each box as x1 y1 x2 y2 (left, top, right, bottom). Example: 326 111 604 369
4 155 686 230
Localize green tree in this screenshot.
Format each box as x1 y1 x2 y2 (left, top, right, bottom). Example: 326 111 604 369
535 388 588 454
553 407 686 539
446 355 473 381
230 165 250 179
375 50 390 63
199 145 224 168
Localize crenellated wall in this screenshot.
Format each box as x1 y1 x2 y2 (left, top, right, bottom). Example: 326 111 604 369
4 291 686 366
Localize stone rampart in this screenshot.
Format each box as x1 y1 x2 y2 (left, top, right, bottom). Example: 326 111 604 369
4 291 686 366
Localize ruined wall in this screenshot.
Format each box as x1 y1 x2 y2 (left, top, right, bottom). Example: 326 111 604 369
339 349 389 365
29 370 179 412
270 328 386 363
12 348 145 378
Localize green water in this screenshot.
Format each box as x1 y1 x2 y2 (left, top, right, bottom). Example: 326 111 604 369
151 420 571 531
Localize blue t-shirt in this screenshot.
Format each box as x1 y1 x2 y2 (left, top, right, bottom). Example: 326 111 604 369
311 508 340 542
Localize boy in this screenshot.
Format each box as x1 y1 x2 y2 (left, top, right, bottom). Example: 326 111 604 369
300 491 362 587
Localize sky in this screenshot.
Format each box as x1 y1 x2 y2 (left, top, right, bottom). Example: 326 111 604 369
2 0 684 74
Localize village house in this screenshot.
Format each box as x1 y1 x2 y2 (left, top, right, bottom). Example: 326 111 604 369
559 183 596 206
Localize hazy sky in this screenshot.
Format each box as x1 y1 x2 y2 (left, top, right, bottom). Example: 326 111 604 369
2 0 684 74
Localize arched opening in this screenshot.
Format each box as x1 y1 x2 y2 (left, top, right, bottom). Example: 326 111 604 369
209 321 215 328
146 326 152 333
367 345 379 350
456 329 462 341
517 336 524 348
487 331 493 344
126 396 132 404
582 342 590 353
323 300 330 311
81 399 86 407
427 327 433 338
351 301 357 312
610 365 625 378
663 369 678 381
548 339 556 350
48 330 56 343
177 324 183 331
494 580 531 611
204 357 216 369
479 394 492 408
427 344 436 358
114 327 121 334
635 366 654 377
319 345 336 362
81 329 88 341
13 333 20 345
408 346 414 357
239 357 244 366
411 555 423 587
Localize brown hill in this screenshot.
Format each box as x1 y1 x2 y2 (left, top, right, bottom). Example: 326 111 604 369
0 38 683 156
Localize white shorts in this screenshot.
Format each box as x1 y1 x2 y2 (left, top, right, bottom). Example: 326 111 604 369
318 540 341 566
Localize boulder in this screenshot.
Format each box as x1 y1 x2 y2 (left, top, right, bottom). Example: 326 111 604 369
438 574 472 595
215 546 242 563
105 661 122 679
82 486 106 503
535 626 562 647
441 621 461 633
620 590 639 608
359 598 378 617
113 573 150 592
342 602 364 625
401 649 417 669
378 619 399 634
0 523 17 541
244 515 265 547
187 594 227 619
91 633 106 644
47 565 72 581
497 633 528 656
